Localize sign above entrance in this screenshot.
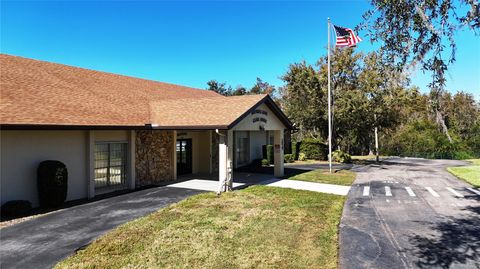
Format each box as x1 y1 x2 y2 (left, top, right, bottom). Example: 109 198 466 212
252 109 268 127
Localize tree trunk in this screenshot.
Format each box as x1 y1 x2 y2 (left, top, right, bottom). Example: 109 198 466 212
435 108 453 143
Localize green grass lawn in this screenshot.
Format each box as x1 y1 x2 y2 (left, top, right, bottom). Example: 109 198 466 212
288 169 356 186
447 159 480 188
56 186 345 269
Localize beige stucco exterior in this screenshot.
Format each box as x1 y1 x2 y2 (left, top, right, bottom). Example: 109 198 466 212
231 103 286 131
1 130 132 207
176 131 211 174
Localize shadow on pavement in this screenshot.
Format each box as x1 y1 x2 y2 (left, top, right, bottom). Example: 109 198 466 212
408 203 480 268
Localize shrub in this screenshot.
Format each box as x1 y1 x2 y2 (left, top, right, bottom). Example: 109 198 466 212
266 145 274 164
1 200 32 218
292 141 300 160
299 139 327 160
284 154 294 163
452 151 474 160
298 152 307 161
331 150 352 163
261 159 270 166
37 160 68 208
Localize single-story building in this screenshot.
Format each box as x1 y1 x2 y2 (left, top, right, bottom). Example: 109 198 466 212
0 54 293 207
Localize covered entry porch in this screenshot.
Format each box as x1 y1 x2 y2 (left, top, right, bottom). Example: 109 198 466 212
171 127 285 193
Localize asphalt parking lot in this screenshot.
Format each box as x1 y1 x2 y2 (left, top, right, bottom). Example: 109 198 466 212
340 158 479 269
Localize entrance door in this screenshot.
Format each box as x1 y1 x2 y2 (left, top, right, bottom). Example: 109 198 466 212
176 139 192 175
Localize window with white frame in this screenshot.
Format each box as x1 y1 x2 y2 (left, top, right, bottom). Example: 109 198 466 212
94 142 127 189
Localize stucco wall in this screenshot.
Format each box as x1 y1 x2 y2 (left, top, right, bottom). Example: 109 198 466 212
135 130 174 185
232 103 286 131
1 130 88 207
250 131 267 161
176 131 211 174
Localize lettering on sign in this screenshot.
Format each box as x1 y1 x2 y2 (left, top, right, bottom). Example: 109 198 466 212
252 109 268 125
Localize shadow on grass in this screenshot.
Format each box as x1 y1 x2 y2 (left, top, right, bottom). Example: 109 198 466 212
408 202 480 268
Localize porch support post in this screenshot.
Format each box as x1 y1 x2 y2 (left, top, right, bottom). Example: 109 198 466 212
128 130 136 190
87 130 95 199
274 130 284 177
218 130 228 193
171 130 177 181
226 129 234 190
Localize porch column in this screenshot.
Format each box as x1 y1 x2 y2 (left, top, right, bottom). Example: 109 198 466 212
274 130 284 177
87 130 95 199
217 130 233 193
128 130 136 190
226 129 234 189
171 130 177 181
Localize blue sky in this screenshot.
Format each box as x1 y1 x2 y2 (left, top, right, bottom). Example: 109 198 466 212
1 1 479 99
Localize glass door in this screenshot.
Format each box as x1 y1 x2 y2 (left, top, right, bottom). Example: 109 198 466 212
176 139 192 175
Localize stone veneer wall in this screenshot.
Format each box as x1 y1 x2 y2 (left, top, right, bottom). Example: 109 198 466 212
135 130 174 186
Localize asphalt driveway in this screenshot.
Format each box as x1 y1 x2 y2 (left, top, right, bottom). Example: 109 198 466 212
0 186 203 269
340 158 480 269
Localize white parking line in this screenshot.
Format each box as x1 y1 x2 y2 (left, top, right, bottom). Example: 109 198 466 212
446 187 464 198
425 187 440 197
363 186 370 196
405 187 416 197
467 187 480 195
385 186 392 196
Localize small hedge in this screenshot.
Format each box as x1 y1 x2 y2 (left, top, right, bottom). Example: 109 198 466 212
284 154 294 163
1 200 32 218
331 150 352 163
261 159 270 166
262 145 275 164
292 142 300 160
37 160 68 208
299 139 328 160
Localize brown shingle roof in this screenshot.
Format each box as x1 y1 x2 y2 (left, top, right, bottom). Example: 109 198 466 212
0 54 291 129
0 54 222 127
149 94 267 128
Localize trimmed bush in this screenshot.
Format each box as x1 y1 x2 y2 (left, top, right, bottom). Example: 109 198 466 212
266 145 274 164
261 159 270 166
299 139 328 160
331 150 352 163
284 154 294 163
1 200 32 218
37 160 68 208
292 142 300 160
298 152 307 161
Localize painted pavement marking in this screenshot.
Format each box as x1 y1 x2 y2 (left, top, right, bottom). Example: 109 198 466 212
385 186 392 197
466 187 480 195
405 187 416 197
446 187 464 198
425 187 440 197
363 186 370 196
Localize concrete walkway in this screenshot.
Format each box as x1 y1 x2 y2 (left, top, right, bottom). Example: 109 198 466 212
0 187 203 269
263 179 351 195
173 172 351 195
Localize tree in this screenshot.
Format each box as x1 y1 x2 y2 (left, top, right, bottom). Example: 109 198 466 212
250 78 276 95
206 80 232 96
281 61 326 140
361 0 479 142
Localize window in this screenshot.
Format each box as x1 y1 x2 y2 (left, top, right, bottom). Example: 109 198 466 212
94 142 127 190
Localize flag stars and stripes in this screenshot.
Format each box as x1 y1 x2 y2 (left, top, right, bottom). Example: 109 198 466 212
334 25 362 47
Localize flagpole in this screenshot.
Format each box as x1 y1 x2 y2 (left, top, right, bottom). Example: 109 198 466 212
327 18 332 173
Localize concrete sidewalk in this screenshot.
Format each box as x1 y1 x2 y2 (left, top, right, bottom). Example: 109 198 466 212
263 179 351 195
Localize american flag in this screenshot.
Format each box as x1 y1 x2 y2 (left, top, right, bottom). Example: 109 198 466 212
334 25 362 47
